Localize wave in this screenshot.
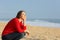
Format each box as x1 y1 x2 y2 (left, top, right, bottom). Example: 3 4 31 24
26 19 60 28
0 18 60 28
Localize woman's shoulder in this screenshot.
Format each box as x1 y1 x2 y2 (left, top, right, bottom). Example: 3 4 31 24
12 17 19 22
9 18 18 22
11 17 17 20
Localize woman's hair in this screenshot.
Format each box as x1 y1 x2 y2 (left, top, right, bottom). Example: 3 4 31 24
16 10 25 19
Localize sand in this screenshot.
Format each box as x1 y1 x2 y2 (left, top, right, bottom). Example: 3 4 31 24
0 22 60 40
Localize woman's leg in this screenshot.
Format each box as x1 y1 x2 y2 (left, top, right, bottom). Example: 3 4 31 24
2 36 8 40
13 32 26 40
2 32 26 40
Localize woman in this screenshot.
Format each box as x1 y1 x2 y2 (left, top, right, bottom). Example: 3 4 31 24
2 10 29 40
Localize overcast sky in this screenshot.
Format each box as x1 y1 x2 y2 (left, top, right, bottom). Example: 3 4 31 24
0 0 60 19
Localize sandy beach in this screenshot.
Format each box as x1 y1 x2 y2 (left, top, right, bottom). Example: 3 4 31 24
0 22 60 40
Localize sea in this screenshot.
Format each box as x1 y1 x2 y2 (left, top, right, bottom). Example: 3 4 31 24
0 18 60 28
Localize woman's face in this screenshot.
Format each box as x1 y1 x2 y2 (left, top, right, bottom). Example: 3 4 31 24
20 12 26 20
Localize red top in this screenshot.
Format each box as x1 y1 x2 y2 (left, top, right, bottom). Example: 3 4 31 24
2 18 26 36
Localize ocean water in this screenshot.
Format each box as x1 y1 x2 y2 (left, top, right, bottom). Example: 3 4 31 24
27 19 60 28
0 18 60 28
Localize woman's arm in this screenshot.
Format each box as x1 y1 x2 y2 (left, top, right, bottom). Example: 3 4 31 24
14 19 24 33
22 15 30 36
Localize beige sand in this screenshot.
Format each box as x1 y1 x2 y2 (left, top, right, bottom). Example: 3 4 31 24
0 22 60 40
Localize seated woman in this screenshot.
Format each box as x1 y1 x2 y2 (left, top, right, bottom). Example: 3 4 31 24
2 10 29 40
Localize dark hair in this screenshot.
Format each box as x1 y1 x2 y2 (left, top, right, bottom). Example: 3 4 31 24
16 10 25 19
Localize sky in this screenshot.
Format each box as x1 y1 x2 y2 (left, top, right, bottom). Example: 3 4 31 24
0 0 60 19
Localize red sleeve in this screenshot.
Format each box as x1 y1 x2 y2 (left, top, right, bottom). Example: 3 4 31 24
21 24 26 30
23 26 26 30
14 19 24 33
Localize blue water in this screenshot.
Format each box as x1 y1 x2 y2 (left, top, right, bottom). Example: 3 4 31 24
0 18 60 28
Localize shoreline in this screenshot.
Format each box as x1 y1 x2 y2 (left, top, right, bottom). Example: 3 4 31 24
0 21 60 28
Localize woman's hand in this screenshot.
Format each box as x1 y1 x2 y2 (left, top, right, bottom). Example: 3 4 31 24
25 30 30 36
23 16 26 26
23 15 26 21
